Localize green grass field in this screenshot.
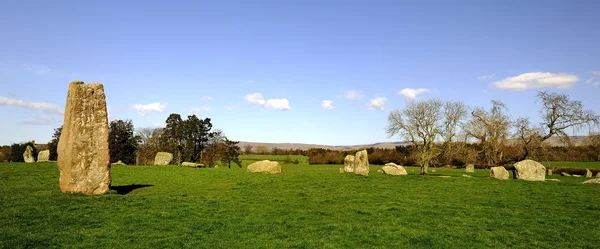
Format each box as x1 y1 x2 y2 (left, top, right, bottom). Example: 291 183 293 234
1 162 599 248
239 154 309 164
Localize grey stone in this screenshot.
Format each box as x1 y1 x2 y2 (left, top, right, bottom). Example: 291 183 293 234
37 150 50 162
585 169 592 178
57 81 111 195
514 159 546 181
182 162 203 168
547 169 553 176
343 155 355 173
465 164 475 173
111 160 126 166
23 145 35 163
582 178 600 184
247 160 281 174
561 172 571 176
353 150 369 176
490 166 509 180
545 179 561 182
154 152 173 165
381 164 407 176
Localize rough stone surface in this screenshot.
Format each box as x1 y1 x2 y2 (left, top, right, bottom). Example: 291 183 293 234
154 152 173 165
465 164 475 173
353 150 369 176
585 169 592 178
111 160 126 166
23 145 35 163
582 178 600 184
182 162 203 168
381 165 407 176
37 150 50 162
597 172 600 178
547 169 553 176
247 160 282 174
343 155 355 173
57 81 111 195
490 166 509 180
514 159 546 181
561 172 571 176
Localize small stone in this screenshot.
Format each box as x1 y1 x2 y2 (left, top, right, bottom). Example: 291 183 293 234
154 152 173 165
561 172 571 176
597 172 600 178
465 164 475 173
343 155 355 173
585 169 592 178
23 145 35 163
248 160 282 174
182 162 203 168
432 169 437 173
381 165 408 176
339 168 344 173
547 169 553 176
111 160 126 166
582 178 600 184
37 150 50 162
545 179 561 182
573 175 582 178
462 174 472 178
490 166 509 180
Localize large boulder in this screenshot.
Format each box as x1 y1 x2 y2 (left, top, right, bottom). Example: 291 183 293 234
37 150 50 162
57 81 111 195
585 169 592 178
23 145 35 163
381 163 407 176
490 166 509 180
465 164 475 173
514 159 546 181
343 155 355 173
353 150 369 176
247 160 281 174
154 152 173 165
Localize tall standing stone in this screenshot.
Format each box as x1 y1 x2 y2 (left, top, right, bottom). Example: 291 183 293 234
37 150 50 162
57 81 111 195
343 155 355 173
23 145 35 163
464 164 475 173
353 149 369 176
585 169 592 178
514 159 546 181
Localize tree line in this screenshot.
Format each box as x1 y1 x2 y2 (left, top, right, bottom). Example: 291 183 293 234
0 113 242 168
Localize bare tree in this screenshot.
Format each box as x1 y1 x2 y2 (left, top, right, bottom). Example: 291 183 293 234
583 132 600 161
136 127 163 165
537 91 599 144
387 99 447 175
440 101 467 165
243 145 253 155
513 117 543 160
465 100 511 166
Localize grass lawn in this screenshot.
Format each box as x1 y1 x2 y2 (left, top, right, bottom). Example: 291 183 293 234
540 161 600 169
1 162 599 248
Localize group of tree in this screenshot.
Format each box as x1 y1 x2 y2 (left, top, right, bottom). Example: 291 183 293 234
386 91 599 175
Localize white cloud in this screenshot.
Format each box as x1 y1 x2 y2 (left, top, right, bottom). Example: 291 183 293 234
493 72 579 91
200 96 213 101
0 96 63 114
225 105 238 111
321 100 334 110
191 106 211 112
343 90 363 100
18 115 61 126
585 72 600 86
368 97 387 111
244 93 290 110
398 88 432 102
477 73 495 80
132 103 167 116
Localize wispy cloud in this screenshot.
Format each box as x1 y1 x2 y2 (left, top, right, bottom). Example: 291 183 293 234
245 93 290 110
397 88 432 103
225 105 238 111
321 100 334 110
337 90 363 100
585 72 600 86
477 73 495 80
132 103 167 116
493 72 579 91
191 106 211 112
0 96 63 114
368 97 387 111
18 115 61 126
200 96 213 101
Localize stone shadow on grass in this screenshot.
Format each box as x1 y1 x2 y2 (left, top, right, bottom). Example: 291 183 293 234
110 184 154 195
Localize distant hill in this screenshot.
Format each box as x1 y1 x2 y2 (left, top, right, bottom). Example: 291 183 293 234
239 136 588 152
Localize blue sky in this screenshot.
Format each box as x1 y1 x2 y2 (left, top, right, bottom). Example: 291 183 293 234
0 0 599 145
